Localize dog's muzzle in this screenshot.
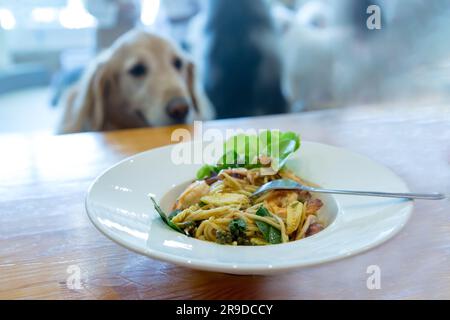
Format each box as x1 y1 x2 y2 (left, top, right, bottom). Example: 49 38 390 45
166 98 190 123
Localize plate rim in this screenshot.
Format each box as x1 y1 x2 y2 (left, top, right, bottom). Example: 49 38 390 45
85 140 414 274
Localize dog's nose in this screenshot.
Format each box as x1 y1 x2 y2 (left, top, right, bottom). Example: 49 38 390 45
166 98 189 122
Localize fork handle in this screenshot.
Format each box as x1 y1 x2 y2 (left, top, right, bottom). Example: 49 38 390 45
307 187 446 200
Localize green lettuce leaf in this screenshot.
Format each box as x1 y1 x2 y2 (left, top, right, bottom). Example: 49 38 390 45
195 130 301 179
196 164 217 180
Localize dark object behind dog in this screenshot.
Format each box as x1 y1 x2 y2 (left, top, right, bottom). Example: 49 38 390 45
201 0 288 119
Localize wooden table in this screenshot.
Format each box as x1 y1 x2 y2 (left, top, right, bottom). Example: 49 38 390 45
1 105 449 300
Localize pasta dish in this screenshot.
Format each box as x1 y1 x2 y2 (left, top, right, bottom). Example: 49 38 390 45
152 130 325 245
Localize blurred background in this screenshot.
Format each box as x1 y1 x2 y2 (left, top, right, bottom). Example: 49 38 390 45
0 0 449 134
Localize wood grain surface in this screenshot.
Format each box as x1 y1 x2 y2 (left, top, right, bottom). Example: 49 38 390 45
0 105 449 299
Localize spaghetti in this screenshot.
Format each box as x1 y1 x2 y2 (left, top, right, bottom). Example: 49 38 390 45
169 168 325 245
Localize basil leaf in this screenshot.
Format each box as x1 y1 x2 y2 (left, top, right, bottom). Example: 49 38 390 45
268 227 282 244
168 209 181 220
255 220 270 240
196 164 217 180
229 218 247 238
150 197 183 233
255 206 282 244
256 206 271 217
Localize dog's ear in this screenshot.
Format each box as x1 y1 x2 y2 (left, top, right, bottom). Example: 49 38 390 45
59 54 116 133
186 60 215 121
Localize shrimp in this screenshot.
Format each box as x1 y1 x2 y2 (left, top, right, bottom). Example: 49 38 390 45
264 190 299 218
174 180 210 210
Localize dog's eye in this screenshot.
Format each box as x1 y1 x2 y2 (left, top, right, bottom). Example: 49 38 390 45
128 63 147 77
173 57 183 71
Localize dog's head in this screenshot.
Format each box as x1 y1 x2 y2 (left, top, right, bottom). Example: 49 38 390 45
62 30 213 132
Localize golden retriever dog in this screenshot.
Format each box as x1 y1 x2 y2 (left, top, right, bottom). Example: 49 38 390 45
58 29 214 133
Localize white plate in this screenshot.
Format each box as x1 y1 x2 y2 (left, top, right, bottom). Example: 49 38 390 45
86 141 413 275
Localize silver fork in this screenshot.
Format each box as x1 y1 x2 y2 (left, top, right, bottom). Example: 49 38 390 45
250 179 446 200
